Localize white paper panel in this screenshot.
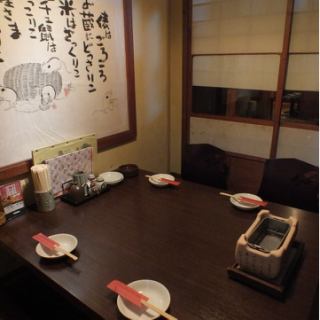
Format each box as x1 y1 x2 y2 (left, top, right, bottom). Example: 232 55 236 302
0 0 129 167
190 117 272 158
193 55 280 90
289 0 319 52
285 54 319 91
192 0 287 54
276 127 319 166
193 0 212 5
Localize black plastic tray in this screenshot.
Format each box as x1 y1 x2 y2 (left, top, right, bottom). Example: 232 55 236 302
60 189 109 206
227 241 304 299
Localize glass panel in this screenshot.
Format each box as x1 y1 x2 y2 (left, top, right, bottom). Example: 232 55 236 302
234 89 274 119
192 87 227 115
281 91 319 124
192 86 275 120
192 0 287 54
282 54 319 125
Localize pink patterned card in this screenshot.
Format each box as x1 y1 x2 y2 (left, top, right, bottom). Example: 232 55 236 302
45 147 93 197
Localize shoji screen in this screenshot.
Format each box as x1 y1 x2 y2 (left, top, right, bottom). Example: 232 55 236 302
192 0 286 54
276 0 319 165
190 0 286 157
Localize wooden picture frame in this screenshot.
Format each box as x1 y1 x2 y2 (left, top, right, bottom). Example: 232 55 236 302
97 0 136 152
0 0 136 181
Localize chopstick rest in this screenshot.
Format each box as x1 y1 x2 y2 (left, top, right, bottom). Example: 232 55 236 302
32 233 78 261
107 280 178 320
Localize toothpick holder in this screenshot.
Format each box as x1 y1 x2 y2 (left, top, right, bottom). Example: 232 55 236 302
34 190 55 212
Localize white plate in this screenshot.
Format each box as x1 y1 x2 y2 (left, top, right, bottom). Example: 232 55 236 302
148 174 175 187
117 280 171 320
230 193 262 210
99 171 124 185
35 233 78 259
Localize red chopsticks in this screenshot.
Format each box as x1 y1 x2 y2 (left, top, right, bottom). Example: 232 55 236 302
159 178 181 186
32 233 78 261
238 196 268 207
107 280 177 320
219 192 268 207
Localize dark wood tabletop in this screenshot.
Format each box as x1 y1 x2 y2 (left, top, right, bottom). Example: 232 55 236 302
0 171 318 320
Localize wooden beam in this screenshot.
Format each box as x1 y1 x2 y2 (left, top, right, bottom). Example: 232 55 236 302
190 114 273 127
269 0 294 158
181 0 193 158
0 160 32 182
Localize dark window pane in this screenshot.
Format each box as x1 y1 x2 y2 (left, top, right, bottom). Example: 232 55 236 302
234 89 274 120
281 91 319 125
192 86 274 120
192 86 227 115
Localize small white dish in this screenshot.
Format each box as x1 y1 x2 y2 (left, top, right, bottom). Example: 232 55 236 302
99 171 124 185
35 233 78 259
117 279 171 320
148 174 175 187
230 193 262 210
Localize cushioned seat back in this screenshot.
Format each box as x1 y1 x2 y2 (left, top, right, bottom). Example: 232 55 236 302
258 158 319 212
181 144 229 189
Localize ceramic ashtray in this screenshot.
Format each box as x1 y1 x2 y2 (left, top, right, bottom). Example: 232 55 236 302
117 164 139 178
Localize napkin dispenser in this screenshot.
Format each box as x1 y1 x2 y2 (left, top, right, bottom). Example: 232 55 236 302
235 210 298 279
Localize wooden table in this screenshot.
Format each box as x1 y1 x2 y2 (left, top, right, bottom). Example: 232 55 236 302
0 171 318 320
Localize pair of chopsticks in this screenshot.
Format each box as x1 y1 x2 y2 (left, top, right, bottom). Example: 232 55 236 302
145 175 181 186
32 233 78 261
107 280 177 320
219 192 268 207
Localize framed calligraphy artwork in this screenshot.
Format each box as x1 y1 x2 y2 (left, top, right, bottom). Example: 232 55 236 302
0 0 136 180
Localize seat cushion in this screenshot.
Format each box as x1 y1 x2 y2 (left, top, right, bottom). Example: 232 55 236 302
258 158 318 212
181 144 229 189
